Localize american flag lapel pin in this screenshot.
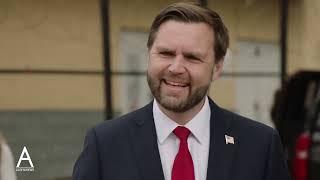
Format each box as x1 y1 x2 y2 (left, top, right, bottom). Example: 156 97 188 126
225 135 235 145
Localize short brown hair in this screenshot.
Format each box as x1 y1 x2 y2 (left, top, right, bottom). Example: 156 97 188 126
147 2 229 62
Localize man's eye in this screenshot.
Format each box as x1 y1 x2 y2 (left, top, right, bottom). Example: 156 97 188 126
159 51 174 56
186 55 201 62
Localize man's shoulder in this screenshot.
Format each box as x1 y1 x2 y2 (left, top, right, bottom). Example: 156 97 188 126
91 102 153 138
208 98 275 136
218 106 277 138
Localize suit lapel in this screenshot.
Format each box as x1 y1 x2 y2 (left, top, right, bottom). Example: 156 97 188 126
130 102 165 180
206 99 238 180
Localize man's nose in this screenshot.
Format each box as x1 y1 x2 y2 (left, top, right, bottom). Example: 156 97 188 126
168 55 186 74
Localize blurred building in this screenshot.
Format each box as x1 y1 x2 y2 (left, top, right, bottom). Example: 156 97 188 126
0 0 320 179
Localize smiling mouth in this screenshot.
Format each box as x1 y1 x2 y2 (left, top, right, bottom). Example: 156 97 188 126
163 79 189 87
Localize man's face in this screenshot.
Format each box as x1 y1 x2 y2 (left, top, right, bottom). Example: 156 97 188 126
147 20 223 112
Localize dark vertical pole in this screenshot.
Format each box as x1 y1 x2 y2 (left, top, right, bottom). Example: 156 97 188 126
199 0 207 7
100 0 113 120
280 0 288 86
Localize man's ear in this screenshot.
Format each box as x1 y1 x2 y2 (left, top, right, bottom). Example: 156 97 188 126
212 60 224 81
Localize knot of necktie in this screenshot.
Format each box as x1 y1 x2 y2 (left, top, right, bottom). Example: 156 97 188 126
173 126 191 142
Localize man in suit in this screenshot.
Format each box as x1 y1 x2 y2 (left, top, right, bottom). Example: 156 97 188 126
73 2 291 180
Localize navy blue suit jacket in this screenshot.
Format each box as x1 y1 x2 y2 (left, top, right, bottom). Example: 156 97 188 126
73 98 291 180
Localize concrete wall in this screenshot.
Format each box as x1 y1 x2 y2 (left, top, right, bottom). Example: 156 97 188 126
2 0 319 111
0 1 104 179
288 0 320 73
207 0 279 108
0 0 104 110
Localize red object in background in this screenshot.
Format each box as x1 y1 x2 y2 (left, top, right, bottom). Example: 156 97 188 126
293 132 311 180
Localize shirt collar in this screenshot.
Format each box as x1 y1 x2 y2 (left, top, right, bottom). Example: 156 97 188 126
153 96 211 145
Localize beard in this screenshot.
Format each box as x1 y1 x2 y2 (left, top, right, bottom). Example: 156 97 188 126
147 70 210 112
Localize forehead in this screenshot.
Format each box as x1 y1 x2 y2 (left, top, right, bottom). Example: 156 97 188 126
152 20 214 52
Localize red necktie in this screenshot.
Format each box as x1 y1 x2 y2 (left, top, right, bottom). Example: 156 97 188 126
172 126 195 180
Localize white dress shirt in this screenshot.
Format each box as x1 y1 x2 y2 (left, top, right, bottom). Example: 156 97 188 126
153 96 211 180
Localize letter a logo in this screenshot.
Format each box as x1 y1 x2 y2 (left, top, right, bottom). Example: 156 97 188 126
16 146 34 171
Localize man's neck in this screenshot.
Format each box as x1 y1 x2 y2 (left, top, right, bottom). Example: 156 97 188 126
158 98 206 125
